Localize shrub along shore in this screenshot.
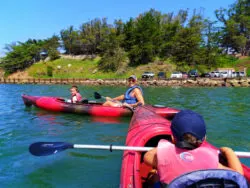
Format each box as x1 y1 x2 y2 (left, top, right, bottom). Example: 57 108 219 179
1 77 250 87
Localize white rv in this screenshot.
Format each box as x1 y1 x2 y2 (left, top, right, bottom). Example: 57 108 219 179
216 68 235 78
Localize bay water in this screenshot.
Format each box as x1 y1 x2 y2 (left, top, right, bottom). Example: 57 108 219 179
0 84 249 187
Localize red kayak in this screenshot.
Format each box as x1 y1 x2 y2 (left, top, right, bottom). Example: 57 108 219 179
120 106 250 187
21 94 179 118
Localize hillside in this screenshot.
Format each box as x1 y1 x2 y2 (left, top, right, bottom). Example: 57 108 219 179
7 56 177 79
6 56 250 79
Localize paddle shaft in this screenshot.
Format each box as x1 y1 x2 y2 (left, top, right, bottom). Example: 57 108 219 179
29 142 250 158
74 144 154 152
73 144 250 158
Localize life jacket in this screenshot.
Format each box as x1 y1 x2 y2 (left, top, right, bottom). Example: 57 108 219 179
123 85 143 104
157 139 219 184
71 93 82 103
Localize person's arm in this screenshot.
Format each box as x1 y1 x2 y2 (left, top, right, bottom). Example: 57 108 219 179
144 148 158 169
131 88 145 107
76 93 82 101
218 147 243 175
106 94 124 101
72 96 77 103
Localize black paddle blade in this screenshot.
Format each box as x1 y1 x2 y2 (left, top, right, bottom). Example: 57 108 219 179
29 142 73 156
94 92 102 99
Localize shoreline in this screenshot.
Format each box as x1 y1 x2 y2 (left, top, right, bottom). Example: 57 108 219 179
1 77 250 87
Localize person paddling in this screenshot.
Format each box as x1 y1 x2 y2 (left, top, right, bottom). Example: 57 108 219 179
144 110 243 187
102 75 144 108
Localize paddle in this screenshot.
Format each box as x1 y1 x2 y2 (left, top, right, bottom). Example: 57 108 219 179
29 142 250 158
94 92 106 100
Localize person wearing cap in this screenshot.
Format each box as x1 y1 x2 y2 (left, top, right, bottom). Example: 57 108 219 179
102 75 144 108
144 110 243 187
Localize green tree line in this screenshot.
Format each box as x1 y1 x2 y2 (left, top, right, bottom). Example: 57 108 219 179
1 0 249 74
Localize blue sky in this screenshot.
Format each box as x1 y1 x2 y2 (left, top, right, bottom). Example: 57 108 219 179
0 0 236 57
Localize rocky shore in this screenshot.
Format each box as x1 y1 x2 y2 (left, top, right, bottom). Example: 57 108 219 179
1 77 250 87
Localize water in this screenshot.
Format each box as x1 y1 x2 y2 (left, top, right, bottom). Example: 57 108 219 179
0 84 249 187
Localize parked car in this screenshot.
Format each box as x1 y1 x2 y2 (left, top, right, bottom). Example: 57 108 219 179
157 72 166 79
188 69 199 77
239 71 246 77
232 71 246 77
219 71 229 78
232 72 237 78
141 71 154 79
200 73 211 77
182 72 188 79
170 71 182 78
210 71 220 78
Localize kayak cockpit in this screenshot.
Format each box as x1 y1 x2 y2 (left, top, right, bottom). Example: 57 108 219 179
55 97 103 105
168 169 248 187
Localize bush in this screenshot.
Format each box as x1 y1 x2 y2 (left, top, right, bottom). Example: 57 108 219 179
98 47 127 72
47 66 53 77
48 48 60 61
247 68 250 77
215 55 237 67
4 70 11 78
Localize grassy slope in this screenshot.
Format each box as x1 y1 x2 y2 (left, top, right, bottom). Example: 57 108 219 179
235 57 250 75
27 57 177 79
22 56 250 79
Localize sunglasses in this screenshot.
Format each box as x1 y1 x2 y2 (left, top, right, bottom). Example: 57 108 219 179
128 79 135 82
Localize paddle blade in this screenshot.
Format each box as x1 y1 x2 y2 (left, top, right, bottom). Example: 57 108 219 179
94 92 102 99
29 142 73 156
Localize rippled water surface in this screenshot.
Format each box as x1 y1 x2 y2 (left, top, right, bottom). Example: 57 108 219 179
0 84 249 187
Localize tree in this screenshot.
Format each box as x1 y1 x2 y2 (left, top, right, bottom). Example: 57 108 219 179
1 37 60 73
127 9 162 65
98 21 127 72
45 36 60 60
215 0 250 55
171 12 204 66
201 20 222 68
159 10 188 58
60 26 80 54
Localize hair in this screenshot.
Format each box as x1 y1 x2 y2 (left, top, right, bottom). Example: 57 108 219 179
71 85 79 92
182 133 203 147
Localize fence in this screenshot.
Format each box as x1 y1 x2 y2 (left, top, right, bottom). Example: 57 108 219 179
0 78 127 85
0 77 249 87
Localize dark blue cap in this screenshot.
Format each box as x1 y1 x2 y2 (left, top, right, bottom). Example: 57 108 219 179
171 110 206 142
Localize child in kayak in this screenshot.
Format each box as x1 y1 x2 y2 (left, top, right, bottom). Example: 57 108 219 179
66 85 83 103
144 110 244 187
102 75 144 108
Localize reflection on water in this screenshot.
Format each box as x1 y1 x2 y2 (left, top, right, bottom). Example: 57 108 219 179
35 112 62 125
69 152 108 159
91 116 123 124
